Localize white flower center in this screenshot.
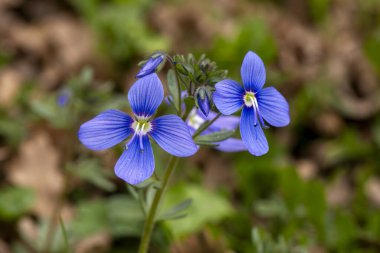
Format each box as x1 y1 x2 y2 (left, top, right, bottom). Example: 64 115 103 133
243 91 269 129
187 109 205 130
126 118 152 151
132 120 152 135
243 91 257 107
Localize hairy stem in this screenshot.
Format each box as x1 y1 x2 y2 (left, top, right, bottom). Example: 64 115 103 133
138 156 179 253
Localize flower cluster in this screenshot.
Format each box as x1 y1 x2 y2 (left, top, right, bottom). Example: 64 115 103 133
78 50 290 185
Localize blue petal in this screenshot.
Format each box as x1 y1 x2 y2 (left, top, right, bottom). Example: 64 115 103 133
197 95 210 117
207 111 240 131
257 87 290 127
115 135 154 185
213 79 244 115
136 55 165 78
128 73 164 117
240 107 268 156
215 138 247 152
78 110 133 151
150 115 197 157
241 51 266 92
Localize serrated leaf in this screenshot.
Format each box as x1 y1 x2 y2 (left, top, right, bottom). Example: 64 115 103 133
157 198 192 221
194 130 235 143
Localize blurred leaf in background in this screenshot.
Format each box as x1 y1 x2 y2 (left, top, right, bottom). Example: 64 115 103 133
71 0 168 65
70 195 144 240
208 17 277 78
0 187 34 221
163 183 234 239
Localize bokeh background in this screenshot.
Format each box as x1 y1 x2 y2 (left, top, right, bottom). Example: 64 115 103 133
1 0 380 252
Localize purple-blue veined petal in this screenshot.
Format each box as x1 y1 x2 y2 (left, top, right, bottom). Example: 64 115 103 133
128 73 164 117
78 109 133 151
241 51 266 92
197 95 210 117
240 106 269 156
114 135 154 185
256 87 290 127
215 138 247 152
150 115 198 157
187 109 240 134
136 55 165 78
206 111 240 131
213 79 244 115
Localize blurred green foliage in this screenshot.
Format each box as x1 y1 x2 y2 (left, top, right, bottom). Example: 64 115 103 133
0 187 34 221
70 195 144 239
208 17 277 78
163 184 233 239
71 0 168 65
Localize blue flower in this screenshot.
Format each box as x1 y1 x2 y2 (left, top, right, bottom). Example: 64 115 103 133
136 53 165 78
213 51 290 156
78 74 197 185
57 89 71 107
187 109 247 152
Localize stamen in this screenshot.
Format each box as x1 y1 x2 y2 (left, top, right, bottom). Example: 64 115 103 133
249 97 258 126
126 123 140 149
252 97 269 129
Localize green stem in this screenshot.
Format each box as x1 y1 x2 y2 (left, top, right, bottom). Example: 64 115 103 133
192 112 222 139
174 71 182 116
138 156 179 253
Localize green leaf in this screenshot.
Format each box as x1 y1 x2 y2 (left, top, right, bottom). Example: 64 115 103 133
71 195 144 239
0 115 26 147
67 159 116 192
309 0 331 23
59 216 70 253
167 69 180 112
0 187 34 221
70 200 108 238
163 184 233 238
134 177 161 189
157 198 192 221
193 140 219 147
184 97 195 115
106 195 144 237
194 130 235 144
251 228 264 253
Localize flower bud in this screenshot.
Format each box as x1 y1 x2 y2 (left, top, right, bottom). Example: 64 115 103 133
136 52 166 78
195 87 211 117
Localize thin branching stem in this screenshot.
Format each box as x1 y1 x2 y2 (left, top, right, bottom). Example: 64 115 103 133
138 156 179 253
192 112 222 139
